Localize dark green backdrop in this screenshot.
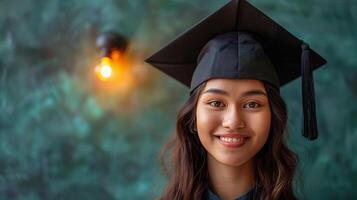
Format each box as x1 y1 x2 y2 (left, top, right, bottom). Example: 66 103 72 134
0 0 356 199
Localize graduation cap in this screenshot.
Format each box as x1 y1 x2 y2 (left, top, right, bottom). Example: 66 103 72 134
145 0 327 140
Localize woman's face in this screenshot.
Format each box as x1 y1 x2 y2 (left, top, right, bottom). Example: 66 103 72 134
195 78 271 167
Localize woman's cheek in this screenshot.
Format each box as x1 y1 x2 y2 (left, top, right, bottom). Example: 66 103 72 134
196 107 220 134
245 109 271 139
196 107 209 132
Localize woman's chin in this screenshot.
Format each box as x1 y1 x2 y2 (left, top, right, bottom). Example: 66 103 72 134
209 153 252 167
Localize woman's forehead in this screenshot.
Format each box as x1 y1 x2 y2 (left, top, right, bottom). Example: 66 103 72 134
203 78 265 91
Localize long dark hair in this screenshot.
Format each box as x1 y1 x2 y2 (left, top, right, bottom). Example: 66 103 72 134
157 81 298 200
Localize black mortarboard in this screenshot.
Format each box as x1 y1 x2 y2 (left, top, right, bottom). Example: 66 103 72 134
145 0 327 140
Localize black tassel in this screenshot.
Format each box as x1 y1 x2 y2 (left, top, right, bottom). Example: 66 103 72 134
301 43 318 140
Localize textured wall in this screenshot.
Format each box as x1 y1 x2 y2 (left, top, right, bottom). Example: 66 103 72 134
0 0 356 199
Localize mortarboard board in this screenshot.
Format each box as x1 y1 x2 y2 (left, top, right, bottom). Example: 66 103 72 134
145 0 327 140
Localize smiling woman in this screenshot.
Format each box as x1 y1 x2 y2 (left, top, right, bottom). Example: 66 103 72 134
145 0 326 199
196 79 271 169
196 79 272 198
156 78 297 200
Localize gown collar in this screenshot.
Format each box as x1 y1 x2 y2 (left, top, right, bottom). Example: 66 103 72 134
206 185 257 200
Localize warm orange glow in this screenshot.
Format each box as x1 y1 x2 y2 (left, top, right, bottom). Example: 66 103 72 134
93 50 136 98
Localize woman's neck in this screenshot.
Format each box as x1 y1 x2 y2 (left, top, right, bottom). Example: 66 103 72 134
207 154 256 200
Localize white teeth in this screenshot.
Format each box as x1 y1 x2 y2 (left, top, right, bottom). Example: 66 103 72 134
219 136 244 143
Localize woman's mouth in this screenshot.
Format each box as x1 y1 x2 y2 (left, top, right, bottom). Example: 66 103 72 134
215 135 249 148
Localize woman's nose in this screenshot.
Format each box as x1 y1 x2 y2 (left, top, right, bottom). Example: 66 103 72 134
222 108 246 130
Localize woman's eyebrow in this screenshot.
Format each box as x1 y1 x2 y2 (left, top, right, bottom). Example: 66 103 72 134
241 90 267 97
202 88 267 97
202 88 229 96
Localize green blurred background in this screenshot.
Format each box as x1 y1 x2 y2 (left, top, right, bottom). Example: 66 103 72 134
0 0 356 199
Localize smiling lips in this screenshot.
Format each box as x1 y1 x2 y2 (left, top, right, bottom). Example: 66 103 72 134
215 133 250 148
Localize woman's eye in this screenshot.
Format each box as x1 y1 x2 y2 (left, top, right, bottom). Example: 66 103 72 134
208 101 224 108
243 102 261 109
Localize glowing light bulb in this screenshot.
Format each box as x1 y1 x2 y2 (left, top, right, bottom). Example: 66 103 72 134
95 57 113 81
100 65 112 78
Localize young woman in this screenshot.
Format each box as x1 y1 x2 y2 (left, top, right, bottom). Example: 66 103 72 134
145 1 326 199
159 76 297 200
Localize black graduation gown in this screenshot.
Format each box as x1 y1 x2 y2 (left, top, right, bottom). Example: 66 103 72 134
205 186 258 200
